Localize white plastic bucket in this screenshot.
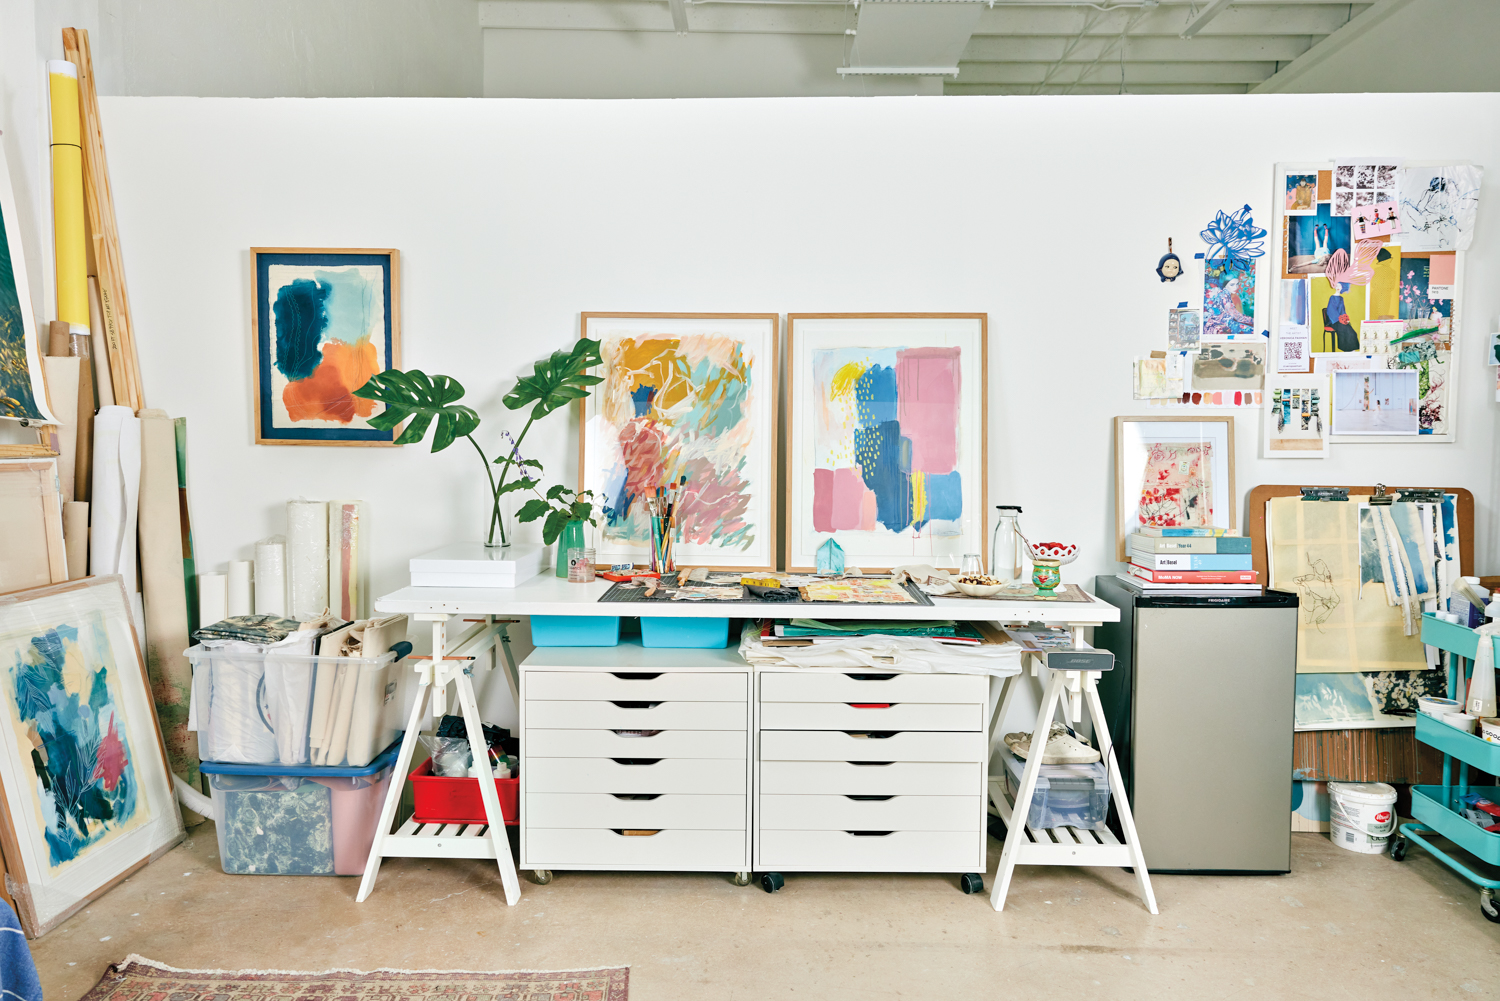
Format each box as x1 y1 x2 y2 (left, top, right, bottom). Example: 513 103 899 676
1417 696 1461 718
1328 781 1397 854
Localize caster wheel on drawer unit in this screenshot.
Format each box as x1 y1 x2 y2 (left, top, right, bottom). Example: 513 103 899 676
960 872 984 895
1388 836 1407 862
1482 890 1500 924
761 872 785 894
531 869 553 885
731 871 752 886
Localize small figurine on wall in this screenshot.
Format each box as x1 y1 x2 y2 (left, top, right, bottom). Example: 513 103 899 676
1156 238 1182 282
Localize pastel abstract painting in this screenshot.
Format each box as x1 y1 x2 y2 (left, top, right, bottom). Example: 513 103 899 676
253 250 400 445
3 612 147 870
581 315 777 570
789 316 987 572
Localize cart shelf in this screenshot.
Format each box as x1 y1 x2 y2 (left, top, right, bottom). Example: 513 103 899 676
1415 711 1500 774
1411 785 1500 866
1420 611 1500 662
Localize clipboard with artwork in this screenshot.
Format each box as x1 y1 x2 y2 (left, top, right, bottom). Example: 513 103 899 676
1266 160 1480 452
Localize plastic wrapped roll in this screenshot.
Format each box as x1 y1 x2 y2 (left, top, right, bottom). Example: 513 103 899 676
287 500 329 620
90 405 140 584
227 559 253 616
254 536 287 616
198 571 227 627
327 500 365 621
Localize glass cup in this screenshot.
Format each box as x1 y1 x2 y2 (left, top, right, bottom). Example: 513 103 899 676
568 547 597 583
961 553 983 577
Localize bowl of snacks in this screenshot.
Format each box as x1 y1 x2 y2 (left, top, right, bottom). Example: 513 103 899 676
954 572 1006 597
1024 541 1079 565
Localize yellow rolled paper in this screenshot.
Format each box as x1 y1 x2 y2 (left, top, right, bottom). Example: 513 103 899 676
48 60 89 335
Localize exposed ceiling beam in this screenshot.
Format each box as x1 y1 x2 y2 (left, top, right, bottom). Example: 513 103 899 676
477 0 854 34
971 3 1368 37
946 81 1250 95
1252 0 1415 92
668 0 688 32
1180 0 1234 38
961 34 1314 63
959 59 1275 85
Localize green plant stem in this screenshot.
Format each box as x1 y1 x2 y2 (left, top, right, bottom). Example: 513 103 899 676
485 416 538 546
467 433 503 545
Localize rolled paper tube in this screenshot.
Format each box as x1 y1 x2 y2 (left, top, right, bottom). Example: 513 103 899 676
327 500 363 621
198 572 227 628
71 333 93 502
254 536 287 617
48 62 89 335
47 319 70 358
226 560 253 616
63 500 88 578
89 405 140 584
287 500 329 620
40 356 79 499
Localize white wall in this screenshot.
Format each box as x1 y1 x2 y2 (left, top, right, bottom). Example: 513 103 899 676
89 93 1500 719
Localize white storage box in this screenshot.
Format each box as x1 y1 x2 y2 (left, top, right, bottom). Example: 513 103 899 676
189 646 403 767
409 542 547 587
1001 749 1111 831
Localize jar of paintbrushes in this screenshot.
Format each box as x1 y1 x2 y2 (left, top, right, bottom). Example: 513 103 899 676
647 477 686 573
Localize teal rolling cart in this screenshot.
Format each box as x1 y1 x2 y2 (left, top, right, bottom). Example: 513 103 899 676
1392 612 1500 923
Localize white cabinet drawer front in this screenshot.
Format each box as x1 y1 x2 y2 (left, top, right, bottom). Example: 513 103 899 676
526 828 746 869
527 792 746 830
526 700 747 731
758 794 979 831
526 671 746 702
759 702 982 731
528 756 746 794
759 761 976 796
760 672 986 704
757 830 983 872
759 730 984 763
526 728 746 759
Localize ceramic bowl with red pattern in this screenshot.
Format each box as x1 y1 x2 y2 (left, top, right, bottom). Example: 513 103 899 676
1024 541 1079 565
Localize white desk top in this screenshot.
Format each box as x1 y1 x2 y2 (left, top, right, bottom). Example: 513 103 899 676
375 573 1119 624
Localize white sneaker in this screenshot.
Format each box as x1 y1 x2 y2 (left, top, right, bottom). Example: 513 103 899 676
1004 723 1101 765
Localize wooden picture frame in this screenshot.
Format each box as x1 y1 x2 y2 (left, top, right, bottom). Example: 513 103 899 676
250 248 401 446
0 575 183 937
577 312 780 571
0 459 68 594
786 313 989 573
1114 416 1236 562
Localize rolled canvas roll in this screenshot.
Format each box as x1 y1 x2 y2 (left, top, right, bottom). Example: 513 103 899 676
90 405 140 587
327 500 365 621
198 572 227 627
41 356 79 499
254 535 287 616
62 500 88 578
288 500 329 620
227 559 253 616
88 276 114 409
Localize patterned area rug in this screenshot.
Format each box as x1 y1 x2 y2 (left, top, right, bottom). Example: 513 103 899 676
80 956 629 1001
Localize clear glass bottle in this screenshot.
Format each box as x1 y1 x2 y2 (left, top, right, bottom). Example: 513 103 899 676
991 505 1023 585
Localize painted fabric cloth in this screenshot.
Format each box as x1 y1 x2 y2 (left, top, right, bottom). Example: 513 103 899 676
1137 442 1213 528
194 614 301 645
1 898 43 1001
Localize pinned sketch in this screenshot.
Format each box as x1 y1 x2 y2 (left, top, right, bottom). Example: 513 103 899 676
1278 329 1311 372
1350 201 1400 240
1284 203 1351 276
1332 370 1419 435
1332 160 1399 217
1285 173 1319 215
1167 308 1200 349
1200 205 1266 271
1398 164 1482 251
1193 343 1265 392
1202 259 1255 340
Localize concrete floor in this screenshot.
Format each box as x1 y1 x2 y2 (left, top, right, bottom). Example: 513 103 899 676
30 827 1500 999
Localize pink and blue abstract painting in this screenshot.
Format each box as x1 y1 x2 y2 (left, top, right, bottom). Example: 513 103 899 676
811 346 963 536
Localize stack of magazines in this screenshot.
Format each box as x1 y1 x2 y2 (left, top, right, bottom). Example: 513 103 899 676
758 619 990 646
1121 527 1261 593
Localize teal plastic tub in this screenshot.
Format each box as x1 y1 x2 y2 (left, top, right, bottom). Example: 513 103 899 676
530 615 621 647
640 617 730 649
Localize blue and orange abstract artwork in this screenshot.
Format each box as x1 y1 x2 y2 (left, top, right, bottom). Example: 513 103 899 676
5 613 147 870
254 249 399 444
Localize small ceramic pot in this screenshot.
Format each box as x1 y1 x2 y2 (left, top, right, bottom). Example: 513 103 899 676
1032 559 1062 594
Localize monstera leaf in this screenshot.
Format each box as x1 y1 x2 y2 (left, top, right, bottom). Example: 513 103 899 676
502 338 605 421
353 370 481 452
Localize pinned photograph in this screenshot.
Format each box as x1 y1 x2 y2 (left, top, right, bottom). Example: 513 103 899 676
1284 204 1351 276
1266 376 1329 458
1193 343 1265 392
1332 370 1419 435
1351 200 1400 240
1167 308 1201 349
1202 260 1255 340
1284 173 1319 215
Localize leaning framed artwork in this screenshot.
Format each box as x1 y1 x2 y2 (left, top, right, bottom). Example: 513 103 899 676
251 248 401 446
1114 416 1235 561
0 575 183 937
786 314 988 573
579 313 779 570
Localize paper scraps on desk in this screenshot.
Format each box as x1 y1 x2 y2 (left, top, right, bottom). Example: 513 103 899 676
739 622 1023 678
670 586 744 600
799 578 916 604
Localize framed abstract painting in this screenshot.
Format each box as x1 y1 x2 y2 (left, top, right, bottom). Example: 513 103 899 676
0 575 182 937
1113 416 1235 561
251 248 401 445
579 313 779 570
786 314 988 573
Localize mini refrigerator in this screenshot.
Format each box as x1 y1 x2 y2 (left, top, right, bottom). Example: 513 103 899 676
1093 575 1298 874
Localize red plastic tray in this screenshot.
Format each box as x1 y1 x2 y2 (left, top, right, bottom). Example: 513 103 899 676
410 757 519 826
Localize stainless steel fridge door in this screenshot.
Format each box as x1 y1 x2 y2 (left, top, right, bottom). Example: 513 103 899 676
1133 605 1297 872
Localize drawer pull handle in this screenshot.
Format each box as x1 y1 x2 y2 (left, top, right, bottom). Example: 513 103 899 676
845 674 897 681
612 672 663 680
611 700 663 709
848 761 895 767
846 795 894 801
611 757 662 766
615 829 662 837
845 731 898 739
611 729 663 738
846 830 895 837
848 703 894 709
612 793 661 801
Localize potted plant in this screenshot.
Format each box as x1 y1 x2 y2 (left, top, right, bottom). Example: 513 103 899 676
353 339 603 549
518 485 602 578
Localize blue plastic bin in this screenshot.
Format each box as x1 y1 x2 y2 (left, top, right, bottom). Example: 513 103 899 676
530 615 621 647
641 616 730 649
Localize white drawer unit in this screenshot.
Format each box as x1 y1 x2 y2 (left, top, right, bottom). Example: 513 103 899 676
520 643 753 883
753 668 993 894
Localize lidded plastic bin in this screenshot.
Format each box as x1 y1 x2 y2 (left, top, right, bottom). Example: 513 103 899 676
1001 750 1111 830
200 742 401 875
640 616 730 648
188 646 403 767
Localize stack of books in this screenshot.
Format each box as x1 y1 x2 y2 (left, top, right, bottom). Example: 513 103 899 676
1123 527 1260 592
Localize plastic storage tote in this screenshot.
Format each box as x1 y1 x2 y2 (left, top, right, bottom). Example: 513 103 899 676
1001 750 1111 830
409 757 519 825
530 615 621 647
640 616 730 648
200 742 400 875
188 646 403 767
